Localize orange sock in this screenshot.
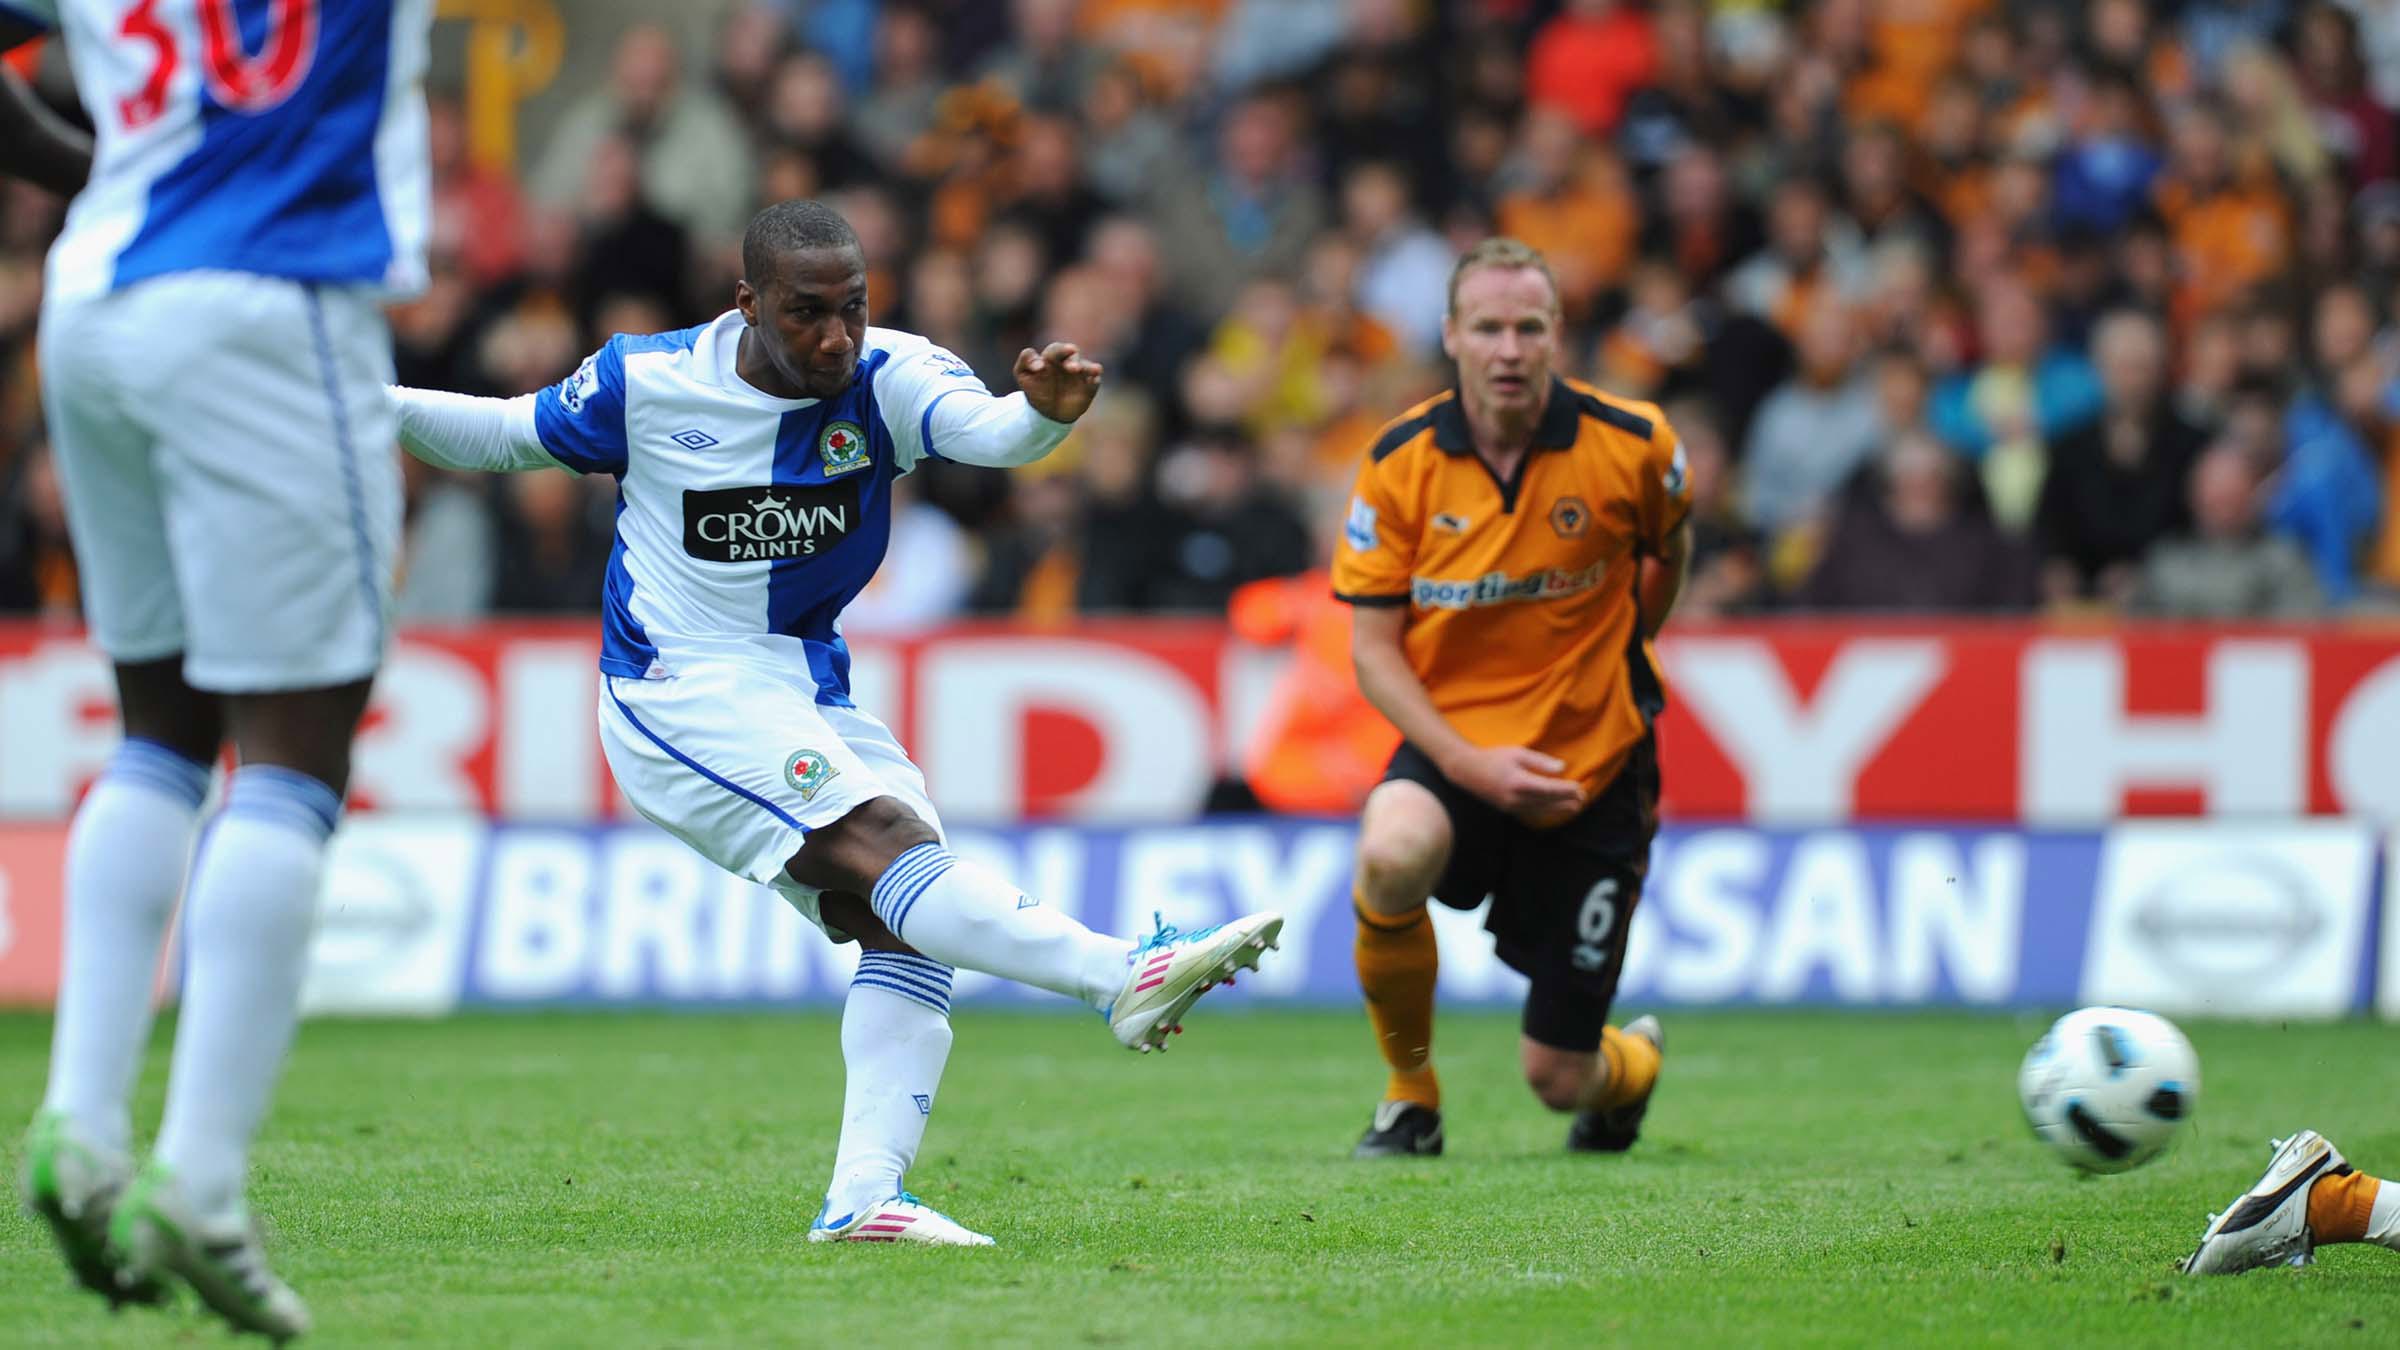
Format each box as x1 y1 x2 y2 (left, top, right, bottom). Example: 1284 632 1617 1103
1592 1024 1660 1111
2309 1170 2381 1245
1355 899 1439 1108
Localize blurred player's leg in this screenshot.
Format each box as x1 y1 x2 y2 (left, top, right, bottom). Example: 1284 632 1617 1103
38 730 209 1151
37 677 217 1157
24 296 218 1305
150 751 356 1215
1350 780 1451 1158
108 277 401 1340
22 718 207 1308
120 684 368 1341
2187 1132 2400 1274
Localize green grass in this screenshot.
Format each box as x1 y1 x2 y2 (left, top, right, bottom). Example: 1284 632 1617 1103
2 1008 2395 1347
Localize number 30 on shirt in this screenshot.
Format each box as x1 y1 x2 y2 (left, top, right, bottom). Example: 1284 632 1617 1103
117 0 318 129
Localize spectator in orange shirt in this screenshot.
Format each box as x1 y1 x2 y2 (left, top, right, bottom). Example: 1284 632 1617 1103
1843 0 1991 132
2153 98 2293 324
1496 109 1639 320
1525 0 1659 138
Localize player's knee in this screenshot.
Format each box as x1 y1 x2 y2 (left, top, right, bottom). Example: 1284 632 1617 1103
1522 1043 1594 1112
820 891 922 955
849 796 939 851
792 797 939 895
1525 1060 1589 1113
1354 826 1444 915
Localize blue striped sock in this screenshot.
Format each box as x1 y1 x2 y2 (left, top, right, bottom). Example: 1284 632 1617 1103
107 738 211 809
861 843 1131 1008
221 765 342 842
852 951 954 1015
869 843 955 940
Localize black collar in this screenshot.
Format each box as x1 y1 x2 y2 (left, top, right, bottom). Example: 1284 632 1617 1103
1428 377 1583 455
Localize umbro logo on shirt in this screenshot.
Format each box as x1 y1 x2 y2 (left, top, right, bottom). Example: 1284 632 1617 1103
670 428 721 451
683 481 860 562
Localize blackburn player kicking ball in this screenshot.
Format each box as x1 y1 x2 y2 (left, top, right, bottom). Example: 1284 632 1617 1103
388 199 1282 1247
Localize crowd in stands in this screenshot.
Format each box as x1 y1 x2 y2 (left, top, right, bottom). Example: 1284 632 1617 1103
2 0 2398 628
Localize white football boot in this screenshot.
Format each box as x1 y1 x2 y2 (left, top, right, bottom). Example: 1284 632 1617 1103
809 1193 995 1246
2182 1130 2349 1275
111 1160 311 1342
1106 912 1284 1053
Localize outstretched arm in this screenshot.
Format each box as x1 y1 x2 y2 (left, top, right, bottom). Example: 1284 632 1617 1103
920 390 1075 469
390 387 565 474
893 340 1102 470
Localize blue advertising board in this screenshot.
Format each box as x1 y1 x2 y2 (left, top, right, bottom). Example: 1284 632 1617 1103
292 818 2382 1019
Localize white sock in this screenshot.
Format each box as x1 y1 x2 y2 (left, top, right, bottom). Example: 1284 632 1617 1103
822 952 953 1222
869 844 1130 1008
41 739 211 1153
153 766 339 1219
2370 1178 2400 1250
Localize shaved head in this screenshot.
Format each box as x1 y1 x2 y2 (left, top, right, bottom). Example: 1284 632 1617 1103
742 198 861 284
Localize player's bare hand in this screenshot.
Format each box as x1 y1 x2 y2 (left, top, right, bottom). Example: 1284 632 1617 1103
1443 745 1585 824
1015 342 1103 422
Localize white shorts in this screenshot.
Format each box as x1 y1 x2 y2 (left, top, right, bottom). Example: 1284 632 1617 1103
598 660 945 940
39 271 402 692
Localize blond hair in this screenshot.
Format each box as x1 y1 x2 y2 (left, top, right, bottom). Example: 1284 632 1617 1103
1446 237 1561 317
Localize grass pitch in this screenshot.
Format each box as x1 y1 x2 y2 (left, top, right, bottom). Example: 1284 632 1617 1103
2 1007 2396 1347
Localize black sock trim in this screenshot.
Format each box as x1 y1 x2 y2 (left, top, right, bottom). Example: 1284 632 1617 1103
1355 904 1428 933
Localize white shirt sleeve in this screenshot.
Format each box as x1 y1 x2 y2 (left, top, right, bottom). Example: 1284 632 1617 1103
389 387 565 474
873 331 1074 473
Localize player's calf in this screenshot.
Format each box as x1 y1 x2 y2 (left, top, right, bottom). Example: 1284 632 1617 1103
1525 1066 1584 1113
1351 781 1451 1127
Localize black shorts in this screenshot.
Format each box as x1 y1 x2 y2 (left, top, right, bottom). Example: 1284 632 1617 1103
1381 735 1660 1054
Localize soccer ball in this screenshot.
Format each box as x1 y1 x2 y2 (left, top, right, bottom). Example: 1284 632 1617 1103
2017 1006 2200 1174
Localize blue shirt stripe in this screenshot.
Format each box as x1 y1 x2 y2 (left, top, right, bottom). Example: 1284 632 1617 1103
917 386 974 463
762 347 893 706
115 0 401 290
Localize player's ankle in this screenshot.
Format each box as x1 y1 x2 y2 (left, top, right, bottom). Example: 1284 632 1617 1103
1386 1067 1440 1109
2306 1169 2379 1246
1588 1025 1659 1112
